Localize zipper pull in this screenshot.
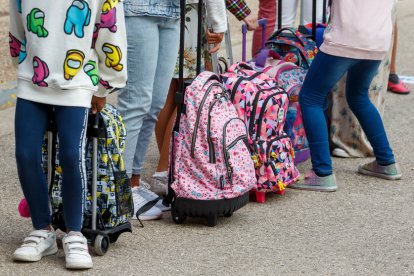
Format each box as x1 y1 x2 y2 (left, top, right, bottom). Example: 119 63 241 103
220 175 225 189
227 168 232 182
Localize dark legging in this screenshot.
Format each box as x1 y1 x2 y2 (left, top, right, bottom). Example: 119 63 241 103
15 98 88 231
299 51 395 175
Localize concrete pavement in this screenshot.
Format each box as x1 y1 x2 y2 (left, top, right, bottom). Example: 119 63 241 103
1 1 414 275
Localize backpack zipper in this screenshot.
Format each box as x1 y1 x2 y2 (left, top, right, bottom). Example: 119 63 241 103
222 118 248 182
207 94 226 164
255 90 289 142
265 135 289 160
248 86 279 139
190 83 224 158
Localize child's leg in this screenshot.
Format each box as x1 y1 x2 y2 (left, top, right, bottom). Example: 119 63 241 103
117 16 161 178
54 106 88 232
302 0 324 25
252 0 277 56
155 79 178 172
15 99 51 230
281 0 299 28
299 52 356 175
345 60 395 165
131 18 180 179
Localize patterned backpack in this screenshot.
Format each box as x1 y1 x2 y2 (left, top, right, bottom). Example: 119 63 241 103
221 62 300 193
42 104 133 230
265 27 318 69
258 59 310 163
170 71 256 201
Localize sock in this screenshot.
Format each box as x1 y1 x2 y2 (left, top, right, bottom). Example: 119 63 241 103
389 73 399 84
153 171 168 178
67 231 83 237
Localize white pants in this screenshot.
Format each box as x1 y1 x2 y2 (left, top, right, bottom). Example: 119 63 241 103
280 0 324 28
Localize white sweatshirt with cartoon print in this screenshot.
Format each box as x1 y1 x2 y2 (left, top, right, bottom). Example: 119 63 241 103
8 0 127 108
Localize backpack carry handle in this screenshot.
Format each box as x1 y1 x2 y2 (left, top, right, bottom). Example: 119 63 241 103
254 48 282 68
270 27 306 47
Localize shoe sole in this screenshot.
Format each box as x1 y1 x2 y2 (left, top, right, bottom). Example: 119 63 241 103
289 184 337 192
357 167 402 180
66 261 93 270
388 87 410 94
332 149 351 158
13 242 58 262
138 213 163 221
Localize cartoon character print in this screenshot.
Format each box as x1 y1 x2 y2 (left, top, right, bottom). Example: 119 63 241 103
27 8 48 37
100 7 117 33
99 79 113 90
84 61 99 86
9 33 27 63
16 0 22 13
9 33 21 58
64 0 91 38
102 0 119 12
102 43 123 71
92 24 100 48
32 56 49 87
64 50 85 80
18 39 27 64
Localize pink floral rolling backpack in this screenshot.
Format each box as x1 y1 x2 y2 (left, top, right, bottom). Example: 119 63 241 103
221 62 300 194
168 71 256 226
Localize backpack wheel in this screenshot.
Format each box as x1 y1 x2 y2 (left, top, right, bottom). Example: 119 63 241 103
206 215 218 227
171 208 187 224
94 234 110 256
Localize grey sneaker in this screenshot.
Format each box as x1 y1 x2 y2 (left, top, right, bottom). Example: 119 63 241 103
358 161 402 180
289 170 338 192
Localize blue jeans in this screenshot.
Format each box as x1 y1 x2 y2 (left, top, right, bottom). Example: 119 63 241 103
15 98 88 231
299 51 395 175
118 16 180 176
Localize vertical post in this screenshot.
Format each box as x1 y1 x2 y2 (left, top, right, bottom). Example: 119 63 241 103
278 0 282 30
312 0 317 40
196 0 203 75
91 114 99 231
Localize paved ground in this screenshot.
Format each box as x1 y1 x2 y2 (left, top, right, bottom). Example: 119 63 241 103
1 1 414 275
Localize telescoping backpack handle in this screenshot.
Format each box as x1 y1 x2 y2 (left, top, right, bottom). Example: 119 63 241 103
168 0 204 204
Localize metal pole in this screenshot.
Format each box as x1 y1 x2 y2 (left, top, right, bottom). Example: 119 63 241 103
92 115 99 231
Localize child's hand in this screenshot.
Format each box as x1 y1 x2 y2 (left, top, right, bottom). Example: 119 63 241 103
206 30 224 53
243 14 258 31
91 96 106 114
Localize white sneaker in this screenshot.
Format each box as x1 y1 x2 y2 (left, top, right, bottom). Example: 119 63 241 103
332 148 351 158
155 199 171 212
138 205 163 220
152 171 168 182
62 232 93 270
13 229 58 262
131 185 162 221
151 176 168 196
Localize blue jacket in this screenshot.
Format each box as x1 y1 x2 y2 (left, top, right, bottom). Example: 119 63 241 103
123 0 180 19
